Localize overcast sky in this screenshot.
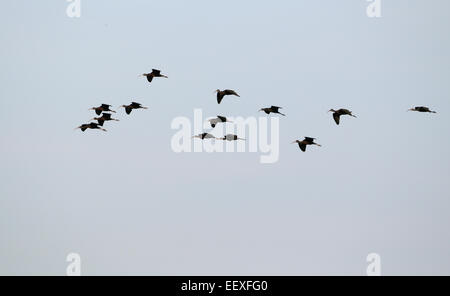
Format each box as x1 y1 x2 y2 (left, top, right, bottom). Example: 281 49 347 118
1 0 449 275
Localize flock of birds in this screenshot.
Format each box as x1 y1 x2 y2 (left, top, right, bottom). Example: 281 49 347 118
76 68 437 152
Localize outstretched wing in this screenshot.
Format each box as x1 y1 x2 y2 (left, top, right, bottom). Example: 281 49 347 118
217 92 224 104
304 137 315 143
224 89 239 97
101 104 111 109
125 107 132 115
299 143 307 152
152 69 161 75
102 113 112 120
146 74 153 83
217 116 227 122
131 102 142 108
333 113 340 125
271 106 281 112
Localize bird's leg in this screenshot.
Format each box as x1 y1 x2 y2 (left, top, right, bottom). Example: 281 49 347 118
278 112 286 116
314 143 322 147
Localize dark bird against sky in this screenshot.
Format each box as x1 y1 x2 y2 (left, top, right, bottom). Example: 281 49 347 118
215 89 240 104
142 69 168 84
76 122 107 132
89 104 116 116
91 113 120 126
408 106 437 113
260 106 286 116
292 137 321 152
328 108 356 125
120 102 148 115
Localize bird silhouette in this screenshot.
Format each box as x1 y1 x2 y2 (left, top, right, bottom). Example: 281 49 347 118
120 102 148 115
219 134 245 141
91 113 119 126
76 122 107 132
408 106 436 113
259 106 286 116
292 137 321 152
208 115 232 128
215 89 240 104
192 133 217 140
142 69 168 83
89 104 116 116
328 108 356 125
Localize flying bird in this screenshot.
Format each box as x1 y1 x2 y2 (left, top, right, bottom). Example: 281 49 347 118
259 106 286 116
292 137 321 152
89 104 116 116
142 69 168 83
120 102 148 115
408 106 437 113
208 116 232 128
91 113 119 126
76 122 107 132
328 108 356 125
192 133 217 140
215 89 240 104
219 134 245 141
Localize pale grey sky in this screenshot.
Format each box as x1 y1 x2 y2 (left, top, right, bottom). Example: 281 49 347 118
0 0 449 275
